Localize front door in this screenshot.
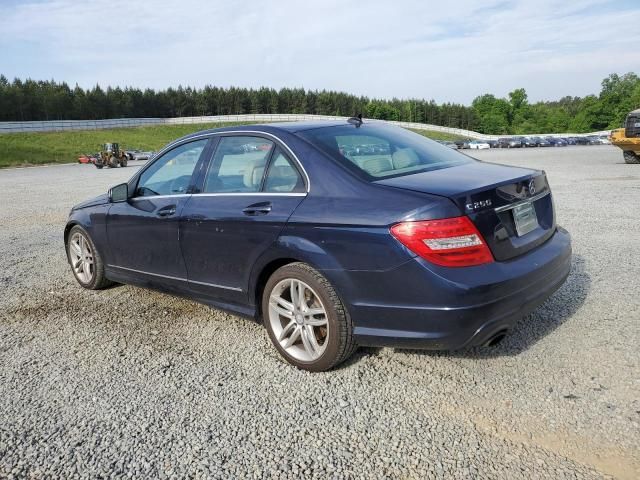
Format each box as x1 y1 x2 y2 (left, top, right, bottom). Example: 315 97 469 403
180 136 307 303
106 138 210 283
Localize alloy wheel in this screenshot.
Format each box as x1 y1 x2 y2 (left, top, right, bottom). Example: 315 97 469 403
268 278 329 362
69 232 94 284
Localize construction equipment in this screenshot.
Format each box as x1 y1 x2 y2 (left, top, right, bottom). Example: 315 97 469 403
96 143 128 169
610 108 640 164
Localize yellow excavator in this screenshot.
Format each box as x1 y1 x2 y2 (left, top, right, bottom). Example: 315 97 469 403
610 108 640 164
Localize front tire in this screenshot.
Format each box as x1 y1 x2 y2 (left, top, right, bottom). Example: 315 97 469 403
623 151 640 164
262 263 356 371
66 226 112 289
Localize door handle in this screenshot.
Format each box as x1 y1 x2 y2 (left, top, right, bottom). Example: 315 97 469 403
156 205 177 217
242 202 272 216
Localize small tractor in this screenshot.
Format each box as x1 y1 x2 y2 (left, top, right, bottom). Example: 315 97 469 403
610 108 640 164
95 143 128 169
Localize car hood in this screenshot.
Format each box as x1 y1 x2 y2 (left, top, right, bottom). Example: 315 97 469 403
72 193 109 210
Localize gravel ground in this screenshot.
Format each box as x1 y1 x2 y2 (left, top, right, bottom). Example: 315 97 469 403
0 146 638 479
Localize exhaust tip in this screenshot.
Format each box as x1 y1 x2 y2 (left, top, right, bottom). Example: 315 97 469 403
484 330 508 347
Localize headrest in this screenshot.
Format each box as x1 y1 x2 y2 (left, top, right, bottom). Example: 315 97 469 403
362 157 393 175
392 148 419 169
243 158 266 188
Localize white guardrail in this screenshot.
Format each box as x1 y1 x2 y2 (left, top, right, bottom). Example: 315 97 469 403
0 114 610 139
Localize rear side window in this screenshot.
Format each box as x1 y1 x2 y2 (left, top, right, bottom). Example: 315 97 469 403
264 148 305 193
299 124 471 180
204 136 274 193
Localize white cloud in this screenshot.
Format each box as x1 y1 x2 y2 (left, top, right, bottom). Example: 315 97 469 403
1 0 639 103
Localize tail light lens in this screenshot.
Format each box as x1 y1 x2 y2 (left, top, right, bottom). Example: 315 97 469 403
390 216 494 267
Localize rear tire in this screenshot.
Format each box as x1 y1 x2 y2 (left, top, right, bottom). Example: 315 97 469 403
262 262 356 371
623 151 640 164
66 225 113 290
108 156 118 168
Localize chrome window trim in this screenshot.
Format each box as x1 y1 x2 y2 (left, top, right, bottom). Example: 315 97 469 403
129 192 307 201
195 192 307 198
130 194 191 201
106 264 242 292
494 190 551 213
142 130 311 193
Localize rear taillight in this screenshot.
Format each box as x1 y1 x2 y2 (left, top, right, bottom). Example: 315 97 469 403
390 216 494 267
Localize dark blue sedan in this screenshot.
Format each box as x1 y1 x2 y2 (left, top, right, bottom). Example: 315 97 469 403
65 119 572 371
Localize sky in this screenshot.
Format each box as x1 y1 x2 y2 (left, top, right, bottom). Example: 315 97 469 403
1 0 639 105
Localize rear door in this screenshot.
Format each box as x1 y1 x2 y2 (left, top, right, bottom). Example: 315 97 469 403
180 134 307 303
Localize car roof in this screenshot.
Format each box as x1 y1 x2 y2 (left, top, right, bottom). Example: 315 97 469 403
171 120 365 146
193 120 351 136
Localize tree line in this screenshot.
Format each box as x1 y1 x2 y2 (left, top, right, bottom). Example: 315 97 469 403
0 72 638 134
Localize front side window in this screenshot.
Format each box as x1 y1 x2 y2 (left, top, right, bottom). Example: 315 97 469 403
299 124 471 180
263 148 305 193
204 136 274 193
136 139 207 196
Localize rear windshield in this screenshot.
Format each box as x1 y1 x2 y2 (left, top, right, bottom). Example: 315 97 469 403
298 124 472 180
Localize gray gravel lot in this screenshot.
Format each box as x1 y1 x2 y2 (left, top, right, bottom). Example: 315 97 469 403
0 146 638 479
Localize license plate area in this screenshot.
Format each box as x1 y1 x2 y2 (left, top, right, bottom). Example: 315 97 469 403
512 202 538 236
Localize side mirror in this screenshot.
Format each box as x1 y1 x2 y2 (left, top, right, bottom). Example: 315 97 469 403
108 182 129 203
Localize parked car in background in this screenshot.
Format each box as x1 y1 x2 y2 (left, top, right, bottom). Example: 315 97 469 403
585 136 601 145
546 137 567 147
441 141 458 149
64 120 571 371
132 151 155 161
486 139 499 148
574 137 590 145
564 137 577 145
454 139 471 149
522 137 537 147
598 135 611 144
469 140 490 149
499 137 523 148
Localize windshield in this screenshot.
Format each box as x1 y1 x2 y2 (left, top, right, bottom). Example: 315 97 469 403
298 124 472 180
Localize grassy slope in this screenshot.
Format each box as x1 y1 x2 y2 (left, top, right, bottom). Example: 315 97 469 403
409 129 465 141
0 123 465 168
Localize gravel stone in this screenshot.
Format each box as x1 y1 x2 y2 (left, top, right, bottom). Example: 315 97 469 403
0 146 638 479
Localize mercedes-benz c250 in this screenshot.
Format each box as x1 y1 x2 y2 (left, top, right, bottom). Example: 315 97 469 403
65 119 571 371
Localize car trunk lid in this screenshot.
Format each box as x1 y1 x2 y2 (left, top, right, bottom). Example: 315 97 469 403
376 161 555 261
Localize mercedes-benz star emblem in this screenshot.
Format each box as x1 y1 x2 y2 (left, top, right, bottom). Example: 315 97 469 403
528 179 536 196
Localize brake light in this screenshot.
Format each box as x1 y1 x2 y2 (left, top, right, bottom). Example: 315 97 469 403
390 216 494 267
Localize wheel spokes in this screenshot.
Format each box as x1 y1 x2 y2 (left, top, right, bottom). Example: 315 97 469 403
270 294 294 319
305 315 327 327
71 241 82 256
278 319 297 342
290 279 300 309
301 325 320 356
282 325 301 349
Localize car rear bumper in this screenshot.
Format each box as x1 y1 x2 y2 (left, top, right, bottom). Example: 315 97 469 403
338 226 572 350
